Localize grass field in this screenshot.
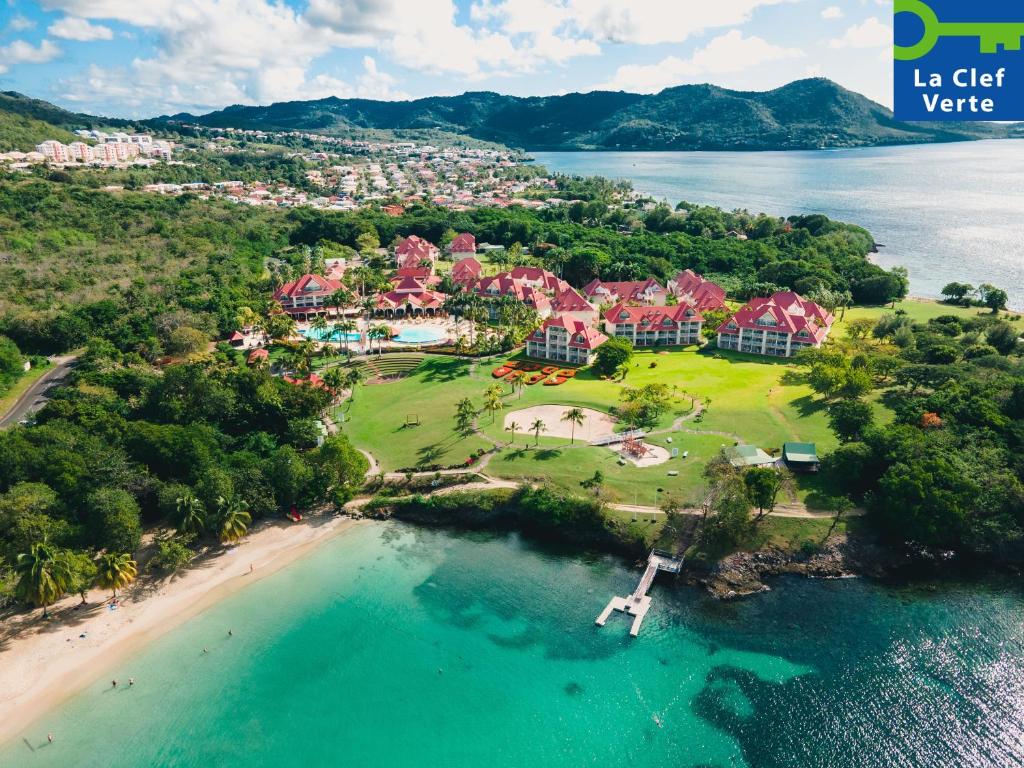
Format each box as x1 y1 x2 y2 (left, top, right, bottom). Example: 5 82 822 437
337 343 871 503
841 298 1024 329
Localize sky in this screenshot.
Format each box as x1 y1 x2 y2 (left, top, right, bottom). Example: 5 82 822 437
0 0 895 118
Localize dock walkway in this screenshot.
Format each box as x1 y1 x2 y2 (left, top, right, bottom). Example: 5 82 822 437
595 550 683 637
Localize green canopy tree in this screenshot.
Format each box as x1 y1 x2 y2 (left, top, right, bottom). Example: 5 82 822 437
96 552 137 599
15 540 72 617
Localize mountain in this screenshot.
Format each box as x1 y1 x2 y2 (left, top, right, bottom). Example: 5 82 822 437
0 91 135 151
162 79 1011 151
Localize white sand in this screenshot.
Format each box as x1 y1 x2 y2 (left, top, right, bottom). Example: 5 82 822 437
610 442 671 467
0 515 363 745
504 405 617 442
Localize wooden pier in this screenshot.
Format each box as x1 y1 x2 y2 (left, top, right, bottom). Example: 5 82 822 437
595 550 683 637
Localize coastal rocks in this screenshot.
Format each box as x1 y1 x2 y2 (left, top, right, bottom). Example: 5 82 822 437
693 534 895 600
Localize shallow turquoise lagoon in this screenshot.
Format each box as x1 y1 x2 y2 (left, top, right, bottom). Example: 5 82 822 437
4 522 1023 767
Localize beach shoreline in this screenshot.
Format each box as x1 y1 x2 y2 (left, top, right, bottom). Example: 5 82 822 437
0 514 365 747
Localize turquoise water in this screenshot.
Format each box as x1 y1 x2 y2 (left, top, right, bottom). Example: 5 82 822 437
393 327 447 344
300 328 361 342
4 522 1024 767
533 141 1024 309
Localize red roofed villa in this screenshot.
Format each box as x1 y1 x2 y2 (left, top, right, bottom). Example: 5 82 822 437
716 291 834 357
448 232 477 254
272 274 343 319
451 256 483 286
603 302 704 347
525 316 608 365
394 235 440 270
667 270 727 312
582 278 667 306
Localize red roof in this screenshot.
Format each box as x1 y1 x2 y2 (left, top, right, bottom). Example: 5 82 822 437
395 235 439 260
449 233 477 253
282 372 327 390
670 270 727 311
228 331 245 342
377 289 446 311
551 287 595 314
528 316 608 350
451 256 482 283
603 302 703 329
582 278 666 304
273 274 343 301
508 266 568 293
247 348 269 364
717 291 834 342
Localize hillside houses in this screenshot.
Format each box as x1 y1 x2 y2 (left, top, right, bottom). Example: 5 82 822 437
716 291 834 357
395 235 440 269
668 270 728 312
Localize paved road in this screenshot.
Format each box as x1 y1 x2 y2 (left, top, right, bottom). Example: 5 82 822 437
0 355 78 429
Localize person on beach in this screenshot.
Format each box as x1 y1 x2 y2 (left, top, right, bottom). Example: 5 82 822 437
228 629 233 637
250 563 254 574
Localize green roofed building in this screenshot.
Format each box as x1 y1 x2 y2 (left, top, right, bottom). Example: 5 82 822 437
783 442 820 472
728 444 776 468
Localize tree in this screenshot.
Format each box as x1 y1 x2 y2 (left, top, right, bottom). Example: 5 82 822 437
808 363 848 399
483 383 504 424
941 282 974 306
355 230 380 255
844 318 876 340
579 470 604 497
64 550 97 605
561 407 585 445
828 399 875 443
743 467 784 520
531 418 547 446
15 540 72 617
986 321 1020 356
87 488 142 554
343 366 365 399
455 397 476 434
506 420 521 446
166 326 208 356
176 493 206 537
826 495 854 540
96 552 137 599
593 336 633 377
217 497 252 545
149 537 194 573
978 284 1008 313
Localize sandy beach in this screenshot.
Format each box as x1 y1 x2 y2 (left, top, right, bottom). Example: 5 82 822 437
0 513 364 746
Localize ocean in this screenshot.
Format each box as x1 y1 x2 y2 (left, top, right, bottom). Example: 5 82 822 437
4 522 1023 767
532 141 1024 310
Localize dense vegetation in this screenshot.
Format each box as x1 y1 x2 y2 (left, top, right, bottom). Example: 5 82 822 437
166 79 1011 151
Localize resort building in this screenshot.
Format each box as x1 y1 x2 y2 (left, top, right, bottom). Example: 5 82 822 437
272 273 343 319
375 273 446 317
667 270 728 312
395 235 440 270
602 302 704 347
525 316 608 365
448 232 477 255
551 287 598 325
469 267 568 320
582 278 667 306
716 291 834 357
451 256 483 286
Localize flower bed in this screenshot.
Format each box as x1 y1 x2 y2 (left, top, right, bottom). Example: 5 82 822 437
505 370 524 380
525 373 545 385
492 367 510 378
503 360 520 369
541 366 558 375
557 369 577 378
543 376 568 386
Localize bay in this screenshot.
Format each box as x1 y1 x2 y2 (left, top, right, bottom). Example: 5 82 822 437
533 141 1024 310
4 521 1023 768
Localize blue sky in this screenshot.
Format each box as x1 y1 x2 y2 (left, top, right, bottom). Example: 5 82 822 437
0 0 894 118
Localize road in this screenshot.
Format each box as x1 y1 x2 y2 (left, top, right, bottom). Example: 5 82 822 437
0 354 78 429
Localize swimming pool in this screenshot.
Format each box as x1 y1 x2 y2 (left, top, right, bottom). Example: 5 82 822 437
301 328 362 342
392 326 447 344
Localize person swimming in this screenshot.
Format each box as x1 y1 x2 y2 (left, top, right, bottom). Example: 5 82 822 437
128 678 134 687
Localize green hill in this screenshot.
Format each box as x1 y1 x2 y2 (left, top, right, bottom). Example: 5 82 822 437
0 91 134 151
161 78 1012 151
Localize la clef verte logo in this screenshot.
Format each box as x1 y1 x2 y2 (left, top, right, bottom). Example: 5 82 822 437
894 0 1024 120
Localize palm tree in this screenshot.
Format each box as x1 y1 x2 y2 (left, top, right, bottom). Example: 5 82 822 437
511 375 525 400
96 553 137 599
236 306 260 333
15 541 72 618
531 418 547 446
217 497 252 545
344 366 365 400
334 319 358 359
369 324 391 356
322 367 345 405
561 407 585 445
176 494 206 537
483 383 504 424
310 314 329 341
506 420 521 446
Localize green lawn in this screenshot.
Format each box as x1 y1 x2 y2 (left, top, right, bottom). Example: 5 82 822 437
338 347 865 500
841 298 1024 330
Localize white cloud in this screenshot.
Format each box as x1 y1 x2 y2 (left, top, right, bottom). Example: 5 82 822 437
599 30 804 92
829 17 891 49
0 39 62 71
48 17 115 41
5 14 36 32
474 0 796 45
821 5 843 19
